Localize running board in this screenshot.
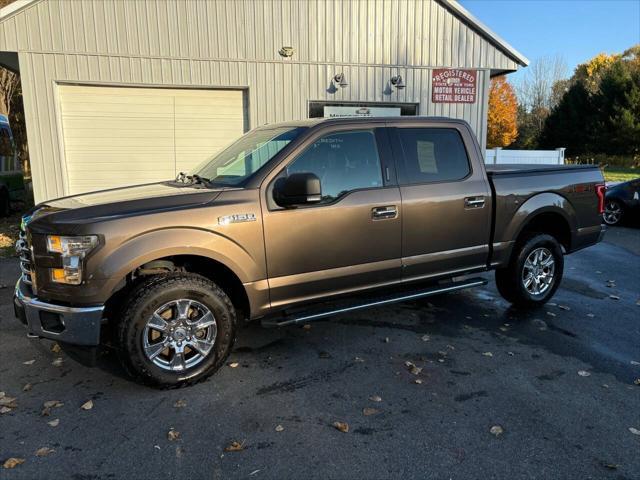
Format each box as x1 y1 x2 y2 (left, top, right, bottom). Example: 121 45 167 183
261 277 487 328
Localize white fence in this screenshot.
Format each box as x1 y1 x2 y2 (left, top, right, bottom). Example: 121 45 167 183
485 147 566 165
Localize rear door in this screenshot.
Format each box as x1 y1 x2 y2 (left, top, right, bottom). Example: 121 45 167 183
390 123 492 280
261 126 402 308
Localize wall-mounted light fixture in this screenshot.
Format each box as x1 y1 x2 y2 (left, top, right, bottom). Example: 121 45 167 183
279 46 294 57
333 73 348 88
390 75 405 90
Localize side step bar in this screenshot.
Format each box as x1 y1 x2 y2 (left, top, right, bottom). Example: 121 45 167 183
261 277 487 328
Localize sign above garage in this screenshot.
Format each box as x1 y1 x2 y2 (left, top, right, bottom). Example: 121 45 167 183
324 106 401 118
432 69 477 104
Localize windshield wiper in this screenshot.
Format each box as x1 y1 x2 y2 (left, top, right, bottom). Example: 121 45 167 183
175 172 212 186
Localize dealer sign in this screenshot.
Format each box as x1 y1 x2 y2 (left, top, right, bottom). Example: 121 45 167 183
431 68 477 104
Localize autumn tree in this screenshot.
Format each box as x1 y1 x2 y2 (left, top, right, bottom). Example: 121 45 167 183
487 76 518 148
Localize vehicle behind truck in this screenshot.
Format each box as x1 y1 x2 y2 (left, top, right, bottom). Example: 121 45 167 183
13 117 606 387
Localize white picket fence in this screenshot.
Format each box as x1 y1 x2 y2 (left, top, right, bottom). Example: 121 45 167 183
485 147 566 165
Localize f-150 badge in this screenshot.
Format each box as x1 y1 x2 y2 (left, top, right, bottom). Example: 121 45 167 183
218 213 257 225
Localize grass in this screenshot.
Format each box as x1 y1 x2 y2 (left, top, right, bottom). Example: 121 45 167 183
0 213 21 259
602 167 640 183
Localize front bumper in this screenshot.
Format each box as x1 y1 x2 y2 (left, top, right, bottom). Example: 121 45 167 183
13 278 104 346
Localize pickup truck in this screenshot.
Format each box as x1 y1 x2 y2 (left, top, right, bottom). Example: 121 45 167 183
13 117 606 387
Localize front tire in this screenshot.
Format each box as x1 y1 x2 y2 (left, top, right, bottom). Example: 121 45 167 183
603 199 623 225
495 233 564 308
116 273 237 388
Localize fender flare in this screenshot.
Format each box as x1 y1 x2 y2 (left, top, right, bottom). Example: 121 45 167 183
91 227 262 295
503 192 577 246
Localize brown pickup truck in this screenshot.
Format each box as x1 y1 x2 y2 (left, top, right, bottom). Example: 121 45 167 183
14 117 606 387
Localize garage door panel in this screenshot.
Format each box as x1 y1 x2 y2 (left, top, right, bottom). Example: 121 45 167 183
58 85 247 195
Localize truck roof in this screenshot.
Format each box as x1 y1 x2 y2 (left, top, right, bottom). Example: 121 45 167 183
258 116 470 129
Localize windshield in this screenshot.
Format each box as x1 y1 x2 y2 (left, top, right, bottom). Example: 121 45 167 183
190 126 306 186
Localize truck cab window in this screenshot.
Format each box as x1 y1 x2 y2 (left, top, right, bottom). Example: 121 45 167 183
398 128 470 184
286 130 383 203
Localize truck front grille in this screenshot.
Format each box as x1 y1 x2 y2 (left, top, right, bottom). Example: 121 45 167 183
15 229 34 287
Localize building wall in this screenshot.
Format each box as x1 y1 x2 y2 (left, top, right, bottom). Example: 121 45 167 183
0 0 515 202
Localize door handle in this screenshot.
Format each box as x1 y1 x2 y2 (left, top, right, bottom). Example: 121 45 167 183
464 196 485 208
372 205 398 220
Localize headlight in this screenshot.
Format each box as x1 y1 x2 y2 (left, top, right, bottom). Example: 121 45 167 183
47 235 98 285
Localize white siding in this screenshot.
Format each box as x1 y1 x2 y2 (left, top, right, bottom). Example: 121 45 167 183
0 0 519 201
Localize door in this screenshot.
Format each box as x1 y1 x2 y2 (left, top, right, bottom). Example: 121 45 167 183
262 127 402 308
391 125 492 280
57 85 247 195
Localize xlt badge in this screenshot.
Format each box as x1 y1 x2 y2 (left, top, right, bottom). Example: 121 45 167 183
218 213 257 225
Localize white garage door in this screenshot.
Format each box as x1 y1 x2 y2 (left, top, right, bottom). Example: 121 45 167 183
58 85 247 195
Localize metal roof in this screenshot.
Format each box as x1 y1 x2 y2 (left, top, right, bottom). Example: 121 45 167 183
0 0 528 67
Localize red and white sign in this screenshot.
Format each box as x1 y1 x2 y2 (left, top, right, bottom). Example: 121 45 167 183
432 69 477 104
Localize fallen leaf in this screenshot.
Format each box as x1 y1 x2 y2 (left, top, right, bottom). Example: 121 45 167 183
404 361 415 368
629 427 640 436
634 379 640 386
546 311 556 317
558 305 570 311
353 357 364 363
609 295 620 300
490 425 504 436
363 407 380 416
302 324 311 330
410 366 422 375
3 458 25 469
421 335 430 342
0 406 12 414
275 425 284 432
332 421 349 433
80 400 93 410
50 343 61 354
47 419 59 427
35 447 54 457
0 397 17 408
631 361 640 366
51 358 63 367
174 399 187 408
578 370 591 377
548 302 557 307
414 379 423 384
228 362 239 368
636 299 640 306
249 470 260 476
384 337 390 343
43 400 63 409
22 383 32 392
318 351 331 359
499 327 508 332
602 462 618 470
482 352 493 357
224 440 245 451
586 313 595 318
167 428 180 441
23 359 36 365
369 395 382 402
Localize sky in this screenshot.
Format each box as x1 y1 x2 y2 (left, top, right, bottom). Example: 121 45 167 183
459 0 640 81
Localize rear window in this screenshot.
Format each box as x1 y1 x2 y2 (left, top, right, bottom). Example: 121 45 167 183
397 128 470 184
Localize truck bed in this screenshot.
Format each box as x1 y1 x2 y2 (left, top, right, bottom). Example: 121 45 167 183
486 163 600 176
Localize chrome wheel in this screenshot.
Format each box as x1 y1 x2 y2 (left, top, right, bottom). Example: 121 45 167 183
142 299 217 372
603 200 622 225
522 247 555 296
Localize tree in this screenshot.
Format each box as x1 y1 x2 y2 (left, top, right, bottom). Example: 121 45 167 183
487 76 518 148
513 55 568 148
540 45 640 156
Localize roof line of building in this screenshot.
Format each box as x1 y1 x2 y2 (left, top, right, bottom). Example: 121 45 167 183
438 0 529 67
1 0 529 68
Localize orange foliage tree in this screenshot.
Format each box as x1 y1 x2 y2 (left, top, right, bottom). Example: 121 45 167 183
487 76 518 148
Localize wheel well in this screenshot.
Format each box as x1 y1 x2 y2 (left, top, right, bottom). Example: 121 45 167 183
517 212 572 251
106 255 250 323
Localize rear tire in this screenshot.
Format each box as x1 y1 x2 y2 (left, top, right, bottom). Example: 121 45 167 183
603 199 623 225
116 273 237 388
495 233 564 308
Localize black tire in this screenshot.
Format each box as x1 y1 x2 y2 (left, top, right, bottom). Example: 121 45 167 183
0 189 9 217
495 233 564 308
116 273 237 388
603 199 623 226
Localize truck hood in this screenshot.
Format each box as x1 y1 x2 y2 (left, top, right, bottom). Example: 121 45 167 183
30 182 224 227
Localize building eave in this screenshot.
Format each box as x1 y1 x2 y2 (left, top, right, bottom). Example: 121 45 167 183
438 0 530 68
0 0 40 25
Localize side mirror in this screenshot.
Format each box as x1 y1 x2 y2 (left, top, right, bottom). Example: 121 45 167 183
273 172 322 207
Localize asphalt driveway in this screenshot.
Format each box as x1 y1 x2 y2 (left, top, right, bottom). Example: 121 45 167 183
1 228 639 479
